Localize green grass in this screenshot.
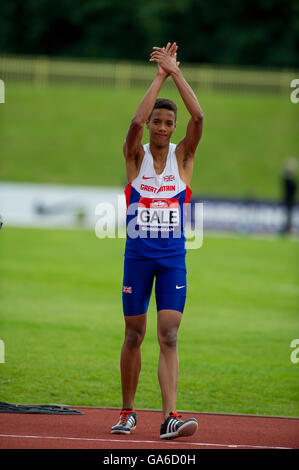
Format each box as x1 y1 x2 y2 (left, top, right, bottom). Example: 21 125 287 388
0 83 298 199
0 226 298 416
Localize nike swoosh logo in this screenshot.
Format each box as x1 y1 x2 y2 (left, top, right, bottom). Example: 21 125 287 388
176 285 185 289
142 176 155 180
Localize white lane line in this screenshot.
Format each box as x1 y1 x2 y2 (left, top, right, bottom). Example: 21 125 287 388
0 434 292 450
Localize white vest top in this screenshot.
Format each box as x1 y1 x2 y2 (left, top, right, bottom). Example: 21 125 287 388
124 143 192 259
133 143 187 197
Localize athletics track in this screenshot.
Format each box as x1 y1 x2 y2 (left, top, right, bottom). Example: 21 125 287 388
0 407 298 450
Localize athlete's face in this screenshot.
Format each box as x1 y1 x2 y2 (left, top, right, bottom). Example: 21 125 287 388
146 108 176 145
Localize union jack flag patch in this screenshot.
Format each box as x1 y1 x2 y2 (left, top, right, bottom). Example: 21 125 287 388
123 286 133 294
163 175 175 182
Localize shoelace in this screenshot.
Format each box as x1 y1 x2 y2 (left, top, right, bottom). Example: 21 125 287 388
120 410 132 426
168 411 182 420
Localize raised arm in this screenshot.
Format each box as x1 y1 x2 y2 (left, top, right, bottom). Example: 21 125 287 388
124 43 178 182
150 46 203 184
124 72 166 160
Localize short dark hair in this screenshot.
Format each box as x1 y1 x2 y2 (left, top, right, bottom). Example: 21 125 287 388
148 98 177 121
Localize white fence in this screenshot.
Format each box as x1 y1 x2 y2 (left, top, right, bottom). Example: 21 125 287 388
0 54 297 94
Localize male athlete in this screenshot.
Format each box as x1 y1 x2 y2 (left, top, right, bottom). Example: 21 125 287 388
111 43 203 439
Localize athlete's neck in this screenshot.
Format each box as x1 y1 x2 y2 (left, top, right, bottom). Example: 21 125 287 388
149 142 169 174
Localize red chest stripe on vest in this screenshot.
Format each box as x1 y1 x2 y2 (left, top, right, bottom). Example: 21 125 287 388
138 197 179 208
184 186 192 204
124 182 132 211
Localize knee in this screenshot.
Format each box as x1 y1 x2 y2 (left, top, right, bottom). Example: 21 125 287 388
158 328 178 350
124 328 145 350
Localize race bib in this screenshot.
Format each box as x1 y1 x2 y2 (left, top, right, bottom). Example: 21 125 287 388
137 197 180 228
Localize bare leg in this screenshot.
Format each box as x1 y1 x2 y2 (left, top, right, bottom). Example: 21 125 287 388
157 309 182 419
120 313 147 410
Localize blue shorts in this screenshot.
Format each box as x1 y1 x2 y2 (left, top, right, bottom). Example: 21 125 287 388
122 254 187 316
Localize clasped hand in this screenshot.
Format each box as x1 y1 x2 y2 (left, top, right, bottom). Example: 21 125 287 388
150 42 180 77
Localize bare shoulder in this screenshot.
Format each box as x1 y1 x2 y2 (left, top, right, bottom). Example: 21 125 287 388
124 142 145 183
